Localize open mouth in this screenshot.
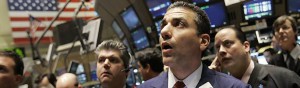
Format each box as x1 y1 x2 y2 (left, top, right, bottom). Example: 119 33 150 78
161 42 173 50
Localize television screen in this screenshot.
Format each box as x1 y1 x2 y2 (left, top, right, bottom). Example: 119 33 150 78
121 7 141 30
131 27 150 51
145 0 171 19
122 38 132 53
201 2 228 28
192 0 210 5
155 19 162 36
112 20 124 38
287 0 300 13
243 0 273 20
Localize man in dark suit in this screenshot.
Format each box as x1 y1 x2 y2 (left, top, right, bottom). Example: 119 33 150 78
210 27 300 88
270 15 300 76
138 1 249 88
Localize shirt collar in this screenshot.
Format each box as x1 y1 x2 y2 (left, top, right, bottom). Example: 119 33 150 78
290 44 300 60
241 60 255 84
168 62 203 88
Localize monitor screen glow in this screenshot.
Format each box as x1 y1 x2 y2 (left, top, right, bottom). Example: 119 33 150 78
145 0 171 19
287 0 300 13
201 2 228 28
243 0 273 20
131 27 150 51
121 7 141 30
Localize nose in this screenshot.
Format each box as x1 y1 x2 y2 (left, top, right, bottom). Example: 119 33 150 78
278 28 284 33
103 59 110 69
218 45 227 57
160 24 172 40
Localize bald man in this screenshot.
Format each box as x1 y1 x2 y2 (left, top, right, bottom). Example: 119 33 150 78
56 73 81 88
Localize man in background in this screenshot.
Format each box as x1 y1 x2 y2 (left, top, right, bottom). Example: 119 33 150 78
210 27 300 87
270 15 300 76
35 73 57 88
0 51 24 88
56 73 81 88
95 40 131 88
136 47 164 81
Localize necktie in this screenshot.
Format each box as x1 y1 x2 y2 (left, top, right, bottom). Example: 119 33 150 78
173 81 185 88
287 54 295 70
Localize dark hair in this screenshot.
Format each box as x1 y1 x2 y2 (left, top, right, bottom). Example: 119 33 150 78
35 73 57 87
136 48 164 73
95 40 130 69
221 27 247 43
0 51 24 76
273 15 298 34
264 48 276 55
167 1 211 35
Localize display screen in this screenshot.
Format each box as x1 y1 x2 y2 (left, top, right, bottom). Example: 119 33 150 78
121 7 141 30
192 0 210 4
155 19 162 36
243 0 273 20
131 27 150 51
112 20 124 38
287 0 300 13
145 0 171 19
201 2 228 28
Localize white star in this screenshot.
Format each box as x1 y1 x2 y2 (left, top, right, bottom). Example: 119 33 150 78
14 3 19 7
48 3 52 7
19 6 24 10
23 3 28 7
10 6 15 10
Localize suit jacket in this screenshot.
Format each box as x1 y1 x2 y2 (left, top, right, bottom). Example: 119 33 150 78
270 53 300 76
248 63 300 88
137 65 249 88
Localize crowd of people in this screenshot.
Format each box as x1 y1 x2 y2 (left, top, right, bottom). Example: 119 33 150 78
1 1 300 88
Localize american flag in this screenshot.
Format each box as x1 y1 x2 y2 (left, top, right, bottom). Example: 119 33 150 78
7 0 97 45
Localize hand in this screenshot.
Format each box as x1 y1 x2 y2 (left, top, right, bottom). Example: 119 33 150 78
208 56 222 72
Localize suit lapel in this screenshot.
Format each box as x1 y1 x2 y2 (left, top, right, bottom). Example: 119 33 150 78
248 63 269 87
151 72 168 88
196 65 216 87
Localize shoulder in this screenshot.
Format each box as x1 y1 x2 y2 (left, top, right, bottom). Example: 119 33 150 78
137 72 167 88
204 69 250 88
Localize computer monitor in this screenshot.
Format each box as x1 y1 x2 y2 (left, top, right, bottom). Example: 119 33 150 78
243 0 273 20
82 18 103 51
287 0 300 14
201 1 228 28
131 27 150 51
192 0 210 5
145 0 171 19
154 19 162 36
121 7 141 31
112 20 124 38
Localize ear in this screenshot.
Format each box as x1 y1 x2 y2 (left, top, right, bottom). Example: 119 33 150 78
243 41 250 53
146 64 151 73
15 75 23 84
199 34 210 51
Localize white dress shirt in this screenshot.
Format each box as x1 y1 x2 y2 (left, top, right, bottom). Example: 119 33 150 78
168 62 203 88
241 60 255 84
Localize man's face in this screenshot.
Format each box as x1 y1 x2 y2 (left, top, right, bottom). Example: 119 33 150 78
214 28 250 74
0 56 19 88
137 62 149 81
96 49 127 87
160 7 207 68
274 20 297 50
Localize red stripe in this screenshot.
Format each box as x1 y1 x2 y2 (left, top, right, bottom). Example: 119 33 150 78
14 37 53 44
10 17 93 21
62 8 95 11
12 27 55 31
58 0 84 2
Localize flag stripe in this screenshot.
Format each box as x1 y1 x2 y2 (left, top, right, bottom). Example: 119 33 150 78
10 17 93 21
12 27 53 31
12 31 53 38
14 37 53 44
9 0 96 44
